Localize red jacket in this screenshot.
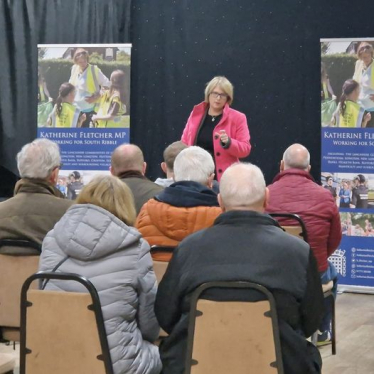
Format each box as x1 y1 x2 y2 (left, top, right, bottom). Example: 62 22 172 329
266 169 342 272
181 102 251 181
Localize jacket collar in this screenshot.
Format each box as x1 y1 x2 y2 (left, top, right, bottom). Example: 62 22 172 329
155 180 219 207
117 170 146 180
272 169 315 183
193 101 231 124
214 210 282 228
14 178 65 198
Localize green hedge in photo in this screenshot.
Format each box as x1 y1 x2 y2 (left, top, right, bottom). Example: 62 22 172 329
38 59 131 112
322 54 357 99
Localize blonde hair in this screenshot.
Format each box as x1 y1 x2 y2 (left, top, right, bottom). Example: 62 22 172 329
76 175 136 226
357 42 374 59
204 76 234 105
73 48 89 63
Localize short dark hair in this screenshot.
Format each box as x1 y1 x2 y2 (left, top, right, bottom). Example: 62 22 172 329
163 141 188 171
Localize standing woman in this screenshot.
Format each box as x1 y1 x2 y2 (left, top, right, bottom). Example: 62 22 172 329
69 48 110 127
353 42 374 127
181 76 251 181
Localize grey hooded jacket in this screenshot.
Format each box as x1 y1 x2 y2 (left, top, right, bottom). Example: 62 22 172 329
39 204 162 374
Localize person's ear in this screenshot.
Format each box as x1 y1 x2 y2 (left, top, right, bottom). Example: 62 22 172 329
142 162 147 175
109 166 115 176
207 173 215 189
307 165 311 172
280 160 285 172
49 167 59 185
161 162 168 175
218 193 226 212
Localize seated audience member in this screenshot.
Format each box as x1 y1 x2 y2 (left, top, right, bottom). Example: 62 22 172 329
154 141 187 187
0 138 72 251
155 163 324 374
136 146 221 261
110 144 164 214
39 175 162 374
266 143 341 344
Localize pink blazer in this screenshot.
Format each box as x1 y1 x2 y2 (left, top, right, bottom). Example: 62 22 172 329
181 101 251 181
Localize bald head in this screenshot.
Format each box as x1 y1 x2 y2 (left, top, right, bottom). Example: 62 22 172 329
110 144 145 176
219 163 267 212
282 143 310 171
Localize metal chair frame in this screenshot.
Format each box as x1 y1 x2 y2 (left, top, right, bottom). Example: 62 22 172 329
185 281 284 374
20 272 114 374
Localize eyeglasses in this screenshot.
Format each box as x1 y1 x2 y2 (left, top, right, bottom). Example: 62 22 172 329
359 45 372 54
210 91 228 100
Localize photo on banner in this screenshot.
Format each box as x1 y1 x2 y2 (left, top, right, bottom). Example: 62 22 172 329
37 44 131 199
321 38 374 292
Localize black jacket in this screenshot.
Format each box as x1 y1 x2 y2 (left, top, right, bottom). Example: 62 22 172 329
155 210 324 374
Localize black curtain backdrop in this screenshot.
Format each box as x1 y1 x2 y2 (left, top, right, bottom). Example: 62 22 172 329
2 0 374 196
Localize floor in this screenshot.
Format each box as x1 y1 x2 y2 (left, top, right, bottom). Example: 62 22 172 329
1 292 373 374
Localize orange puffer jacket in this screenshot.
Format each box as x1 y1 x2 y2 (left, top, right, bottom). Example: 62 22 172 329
136 198 222 261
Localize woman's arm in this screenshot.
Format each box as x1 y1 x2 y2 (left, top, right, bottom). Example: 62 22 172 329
221 112 251 158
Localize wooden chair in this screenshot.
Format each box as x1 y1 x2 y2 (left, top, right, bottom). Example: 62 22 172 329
150 246 175 283
0 353 15 374
268 213 308 242
20 272 114 374
269 213 337 355
0 239 41 343
185 281 284 374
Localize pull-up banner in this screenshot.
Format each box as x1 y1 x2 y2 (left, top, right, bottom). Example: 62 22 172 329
37 44 131 197
321 38 374 293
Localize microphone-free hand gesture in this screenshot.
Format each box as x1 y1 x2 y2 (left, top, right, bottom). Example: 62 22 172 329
215 130 229 144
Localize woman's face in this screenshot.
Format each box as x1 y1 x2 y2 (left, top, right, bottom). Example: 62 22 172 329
76 56 88 71
343 182 349 190
208 85 228 112
359 49 372 66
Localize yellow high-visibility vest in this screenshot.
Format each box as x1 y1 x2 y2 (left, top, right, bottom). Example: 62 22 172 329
95 92 127 128
38 84 46 102
51 103 81 128
353 59 374 88
69 64 100 95
335 101 365 128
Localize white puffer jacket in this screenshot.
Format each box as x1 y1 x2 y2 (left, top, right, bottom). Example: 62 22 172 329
39 204 162 374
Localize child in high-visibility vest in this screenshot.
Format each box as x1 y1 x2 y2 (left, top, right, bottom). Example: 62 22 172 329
49 83 86 128
92 70 127 128
331 79 371 128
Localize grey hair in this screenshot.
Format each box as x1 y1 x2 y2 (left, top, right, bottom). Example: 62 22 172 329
282 143 310 170
17 138 61 179
173 146 215 185
220 163 266 210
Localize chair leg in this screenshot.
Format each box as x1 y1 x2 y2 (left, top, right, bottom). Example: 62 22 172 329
330 294 336 355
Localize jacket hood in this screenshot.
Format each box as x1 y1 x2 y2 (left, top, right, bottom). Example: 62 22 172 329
155 181 219 207
52 204 141 261
272 169 315 184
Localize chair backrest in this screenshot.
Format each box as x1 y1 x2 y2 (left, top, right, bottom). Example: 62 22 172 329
0 239 40 336
269 213 308 243
185 282 284 374
150 246 175 283
20 272 114 374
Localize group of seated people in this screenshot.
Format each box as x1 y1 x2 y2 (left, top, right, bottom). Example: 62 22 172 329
0 138 342 374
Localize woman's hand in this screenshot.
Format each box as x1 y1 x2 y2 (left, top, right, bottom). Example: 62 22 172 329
215 130 229 144
363 112 372 128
